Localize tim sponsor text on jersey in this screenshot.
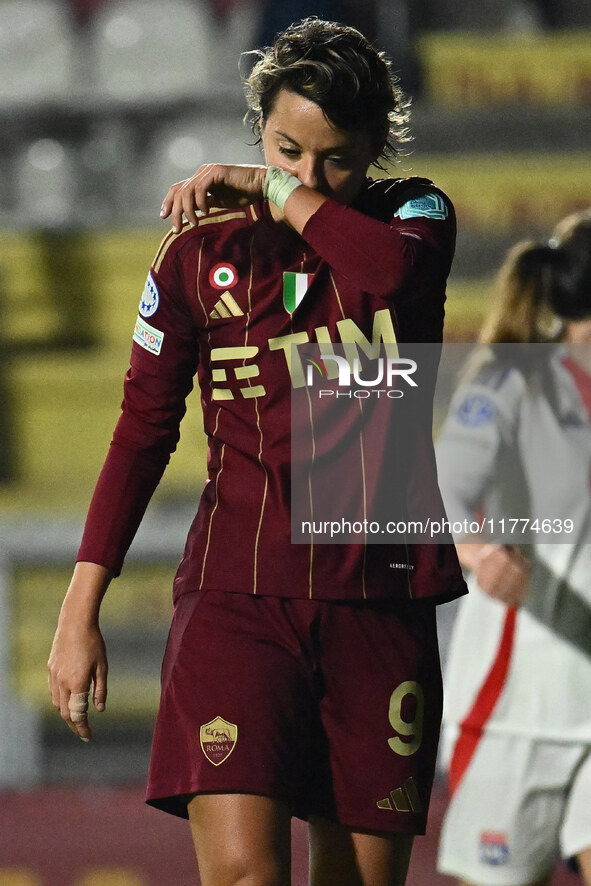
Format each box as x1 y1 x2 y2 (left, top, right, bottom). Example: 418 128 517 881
207 308 419 401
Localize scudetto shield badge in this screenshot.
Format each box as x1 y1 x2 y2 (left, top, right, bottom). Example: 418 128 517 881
199 716 238 766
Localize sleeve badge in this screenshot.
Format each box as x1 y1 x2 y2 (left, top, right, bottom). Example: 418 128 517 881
395 193 448 220
139 272 160 318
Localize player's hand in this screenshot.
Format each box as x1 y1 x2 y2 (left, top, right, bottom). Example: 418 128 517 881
48 561 111 741
160 164 268 232
474 544 531 607
48 617 108 742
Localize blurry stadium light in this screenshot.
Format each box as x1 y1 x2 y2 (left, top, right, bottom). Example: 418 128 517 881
27 140 66 173
168 137 205 170
104 14 142 49
16 139 76 227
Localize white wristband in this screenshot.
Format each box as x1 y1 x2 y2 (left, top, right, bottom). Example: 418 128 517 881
263 166 302 211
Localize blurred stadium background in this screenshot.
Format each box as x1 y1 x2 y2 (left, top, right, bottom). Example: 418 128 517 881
0 0 590 883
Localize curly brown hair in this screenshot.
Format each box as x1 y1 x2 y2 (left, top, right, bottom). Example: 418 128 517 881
243 17 410 165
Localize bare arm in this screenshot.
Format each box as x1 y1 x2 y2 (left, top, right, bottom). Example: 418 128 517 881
47 561 112 741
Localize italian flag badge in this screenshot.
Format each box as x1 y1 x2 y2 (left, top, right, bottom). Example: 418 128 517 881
283 272 314 313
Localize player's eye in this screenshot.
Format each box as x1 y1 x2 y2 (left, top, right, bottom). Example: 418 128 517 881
327 155 351 168
278 146 300 158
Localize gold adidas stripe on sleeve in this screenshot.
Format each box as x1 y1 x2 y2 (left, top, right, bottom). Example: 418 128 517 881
153 223 192 273
153 210 248 274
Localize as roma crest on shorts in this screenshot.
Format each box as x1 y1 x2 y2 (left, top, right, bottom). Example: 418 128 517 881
199 716 238 766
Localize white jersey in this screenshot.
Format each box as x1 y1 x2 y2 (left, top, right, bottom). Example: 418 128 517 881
436 345 591 746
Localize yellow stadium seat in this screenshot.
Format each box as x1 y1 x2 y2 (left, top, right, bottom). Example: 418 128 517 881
76 869 146 886
419 31 591 108
0 870 41 886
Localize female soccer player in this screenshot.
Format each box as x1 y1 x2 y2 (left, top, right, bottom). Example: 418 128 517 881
436 212 591 886
48 18 466 886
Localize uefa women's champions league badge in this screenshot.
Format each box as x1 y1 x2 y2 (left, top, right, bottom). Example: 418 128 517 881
139 272 160 318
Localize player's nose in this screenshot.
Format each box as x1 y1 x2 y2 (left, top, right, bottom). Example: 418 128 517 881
298 156 323 191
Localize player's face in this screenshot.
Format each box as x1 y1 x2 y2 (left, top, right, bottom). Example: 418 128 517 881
261 87 380 205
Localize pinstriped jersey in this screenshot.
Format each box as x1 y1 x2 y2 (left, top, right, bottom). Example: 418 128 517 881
78 177 467 602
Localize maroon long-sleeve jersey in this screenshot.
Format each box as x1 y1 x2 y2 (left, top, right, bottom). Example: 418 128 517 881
78 176 467 603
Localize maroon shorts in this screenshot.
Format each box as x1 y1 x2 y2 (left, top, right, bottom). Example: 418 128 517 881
146 589 442 834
